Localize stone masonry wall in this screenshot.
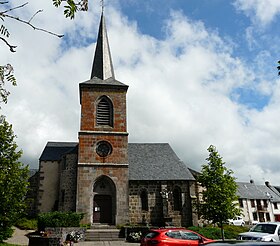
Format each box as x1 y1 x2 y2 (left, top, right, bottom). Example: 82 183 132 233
26 171 39 216
37 161 60 213
76 165 129 225
78 133 128 164
129 180 194 227
58 153 78 211
80 89 127 132
77 84 129 225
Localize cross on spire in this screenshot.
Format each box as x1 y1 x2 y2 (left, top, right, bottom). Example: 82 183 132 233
100 0 104 13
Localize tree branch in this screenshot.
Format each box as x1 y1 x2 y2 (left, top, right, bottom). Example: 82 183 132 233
0 37 16 52
1 2 28 14
0 2 63 38
3 13 64 38
28 9 43 23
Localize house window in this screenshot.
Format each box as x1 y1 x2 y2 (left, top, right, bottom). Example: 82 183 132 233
251 199 255 207
253 212 258 221
173 187 182 211
239 199 244 208
266 213 270 221
96 96 113 126
140 190 148 211
263 200 268 208
274 203 278 209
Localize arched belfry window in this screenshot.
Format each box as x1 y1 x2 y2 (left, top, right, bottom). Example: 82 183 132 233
96 96 113 127
140 189 148 211
173 186 182 211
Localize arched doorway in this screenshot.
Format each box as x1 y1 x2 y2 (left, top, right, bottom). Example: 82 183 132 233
93 175 116 224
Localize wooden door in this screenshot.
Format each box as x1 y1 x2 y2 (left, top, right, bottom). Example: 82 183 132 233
93 195 112 223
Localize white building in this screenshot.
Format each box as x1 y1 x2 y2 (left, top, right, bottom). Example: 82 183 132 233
237 181 280 224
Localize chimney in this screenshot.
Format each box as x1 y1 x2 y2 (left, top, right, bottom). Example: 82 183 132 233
265 181 270 187
250 179 254 184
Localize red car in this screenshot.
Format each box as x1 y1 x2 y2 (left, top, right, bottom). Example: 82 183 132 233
140 228 215 246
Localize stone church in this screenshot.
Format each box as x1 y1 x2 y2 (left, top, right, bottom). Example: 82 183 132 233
32 13 197 227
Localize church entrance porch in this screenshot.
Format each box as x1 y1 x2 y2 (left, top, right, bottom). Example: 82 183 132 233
93 175 116 225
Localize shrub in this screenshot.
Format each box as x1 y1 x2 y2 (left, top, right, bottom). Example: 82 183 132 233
0 226 14 243
188 225 249 240
37 212 84 231
15 218 37 230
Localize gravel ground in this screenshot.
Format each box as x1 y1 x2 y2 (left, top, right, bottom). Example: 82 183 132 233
4 227 32 245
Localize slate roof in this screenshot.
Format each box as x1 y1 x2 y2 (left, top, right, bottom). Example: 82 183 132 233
128 143 195 181
90 13 115 80
80 76 128 88
39 142 78 161
237 182 280 202
39 142 194 181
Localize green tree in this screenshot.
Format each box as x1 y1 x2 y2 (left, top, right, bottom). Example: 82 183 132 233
197 145 240 240
0 115 29 242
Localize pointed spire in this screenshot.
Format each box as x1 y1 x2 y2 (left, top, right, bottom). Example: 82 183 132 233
90 13 115 80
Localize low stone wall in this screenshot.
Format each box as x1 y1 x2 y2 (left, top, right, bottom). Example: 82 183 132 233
28 227 86 246
45 227 86 242
28 236 61 246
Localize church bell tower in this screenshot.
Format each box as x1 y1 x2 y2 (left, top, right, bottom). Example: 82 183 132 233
76 13 129 225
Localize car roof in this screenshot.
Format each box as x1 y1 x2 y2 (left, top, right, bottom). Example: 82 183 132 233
254 222 280 225
151 228 190 232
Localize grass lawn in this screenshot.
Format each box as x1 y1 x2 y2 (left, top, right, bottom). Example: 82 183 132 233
0 243 24 246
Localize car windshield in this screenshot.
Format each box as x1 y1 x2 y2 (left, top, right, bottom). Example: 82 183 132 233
250 224 277 234
145 231 159 238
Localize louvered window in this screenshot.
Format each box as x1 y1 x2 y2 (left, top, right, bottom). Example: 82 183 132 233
96 96 113 126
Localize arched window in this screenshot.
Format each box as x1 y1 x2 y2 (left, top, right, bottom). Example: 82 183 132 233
173 186 182 211
96 96 113 126
140 189 148 211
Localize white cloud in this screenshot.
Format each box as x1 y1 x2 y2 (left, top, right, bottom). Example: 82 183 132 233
234 0 280 26
1 0 280 186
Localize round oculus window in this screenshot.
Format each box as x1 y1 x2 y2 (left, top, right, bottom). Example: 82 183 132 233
96 141 112 157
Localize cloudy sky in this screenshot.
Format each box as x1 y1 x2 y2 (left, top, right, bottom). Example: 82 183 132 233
1 0 280 185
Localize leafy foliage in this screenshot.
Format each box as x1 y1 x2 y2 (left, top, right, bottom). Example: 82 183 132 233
37 212 84 231
15 217 37 230
0 64 16 106
0 116 29 242
196 145 240 239
52 0 88 19
278 60 280 76
0 24 10 38
188 225 248 240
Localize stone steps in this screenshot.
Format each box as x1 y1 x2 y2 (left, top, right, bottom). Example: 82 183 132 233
85 226 123 241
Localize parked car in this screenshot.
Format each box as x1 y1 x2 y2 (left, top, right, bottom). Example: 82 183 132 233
238 222 280 242
203 241 280 245
228 216 245 226
140 228 215 246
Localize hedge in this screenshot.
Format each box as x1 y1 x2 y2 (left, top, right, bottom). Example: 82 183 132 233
188 225 249 240
37 212 84 231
